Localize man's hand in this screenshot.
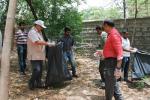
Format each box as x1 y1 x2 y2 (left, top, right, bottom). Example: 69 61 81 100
115 59 122 79
130 48 138 53
114 68 122 79
95 50 103 56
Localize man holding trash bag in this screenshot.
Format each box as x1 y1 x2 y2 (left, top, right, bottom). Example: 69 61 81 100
27 20 54 90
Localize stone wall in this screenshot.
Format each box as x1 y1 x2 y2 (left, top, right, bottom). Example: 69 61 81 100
79 17 150 56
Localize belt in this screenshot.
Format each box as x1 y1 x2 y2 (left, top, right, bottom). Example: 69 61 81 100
105 57 117 60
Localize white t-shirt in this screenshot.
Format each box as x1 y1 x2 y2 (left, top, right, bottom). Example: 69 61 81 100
99 31 107 49
122 37 130 57
27 27 45 60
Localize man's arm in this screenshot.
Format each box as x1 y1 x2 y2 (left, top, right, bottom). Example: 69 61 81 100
111 34 123 79
34 41 48 46
115 59 122 79
33 39 55 47
122 38 134 52
117 59 122 68
123 47 134 52
28 31 52 46
111 34 123 68
13 32 18 49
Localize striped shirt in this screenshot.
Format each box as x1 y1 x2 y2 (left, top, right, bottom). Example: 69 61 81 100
15 29 28 44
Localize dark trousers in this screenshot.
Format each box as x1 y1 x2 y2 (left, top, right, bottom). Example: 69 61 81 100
30 60 43 86
17 44 27 73
99 59 105 82
104 58 123 100
121 57 130 81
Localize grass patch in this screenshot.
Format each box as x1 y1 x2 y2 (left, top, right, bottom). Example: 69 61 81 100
131 81 145 90
130 75 150 90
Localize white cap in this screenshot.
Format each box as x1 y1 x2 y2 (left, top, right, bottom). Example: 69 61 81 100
34 20 46 28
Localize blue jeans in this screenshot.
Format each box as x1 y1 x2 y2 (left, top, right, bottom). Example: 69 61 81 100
121 57 130 81
17 44 27 73
63 51 76 77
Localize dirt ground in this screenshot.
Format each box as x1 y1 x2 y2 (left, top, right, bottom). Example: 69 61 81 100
8 52 150 100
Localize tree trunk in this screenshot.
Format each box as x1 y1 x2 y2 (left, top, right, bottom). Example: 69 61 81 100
131 0 138 45
0 0 17 99
0 0 9 45
25 0 48 41
123 0 127 28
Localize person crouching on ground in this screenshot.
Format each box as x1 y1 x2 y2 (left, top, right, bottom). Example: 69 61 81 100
103 20 124 100
27 20 54 90
59 27 78 80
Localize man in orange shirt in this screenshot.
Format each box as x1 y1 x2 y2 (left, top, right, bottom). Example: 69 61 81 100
103 20 123 100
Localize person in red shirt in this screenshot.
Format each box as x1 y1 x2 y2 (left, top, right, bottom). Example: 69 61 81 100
102 20 123 100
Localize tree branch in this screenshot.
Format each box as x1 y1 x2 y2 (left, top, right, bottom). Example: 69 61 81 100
25 0 38 20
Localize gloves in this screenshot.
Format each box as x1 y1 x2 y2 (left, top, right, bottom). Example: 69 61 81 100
47 42 55 47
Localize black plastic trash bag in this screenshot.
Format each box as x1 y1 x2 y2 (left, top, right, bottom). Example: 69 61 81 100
45 43 65 87
132 50 150 79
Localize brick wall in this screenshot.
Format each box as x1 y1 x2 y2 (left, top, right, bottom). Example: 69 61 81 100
79 17 150 56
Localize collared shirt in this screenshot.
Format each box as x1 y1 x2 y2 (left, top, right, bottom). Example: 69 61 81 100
15 29 28 44
122 37 130 57
27 27 45 60
103 28 123 60
59 35 74 52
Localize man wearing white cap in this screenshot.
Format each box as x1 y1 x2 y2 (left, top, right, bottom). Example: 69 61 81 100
27 20 54 90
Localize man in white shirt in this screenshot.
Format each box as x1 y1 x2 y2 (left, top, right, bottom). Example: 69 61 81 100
122 31 134 82
27 20 54 90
